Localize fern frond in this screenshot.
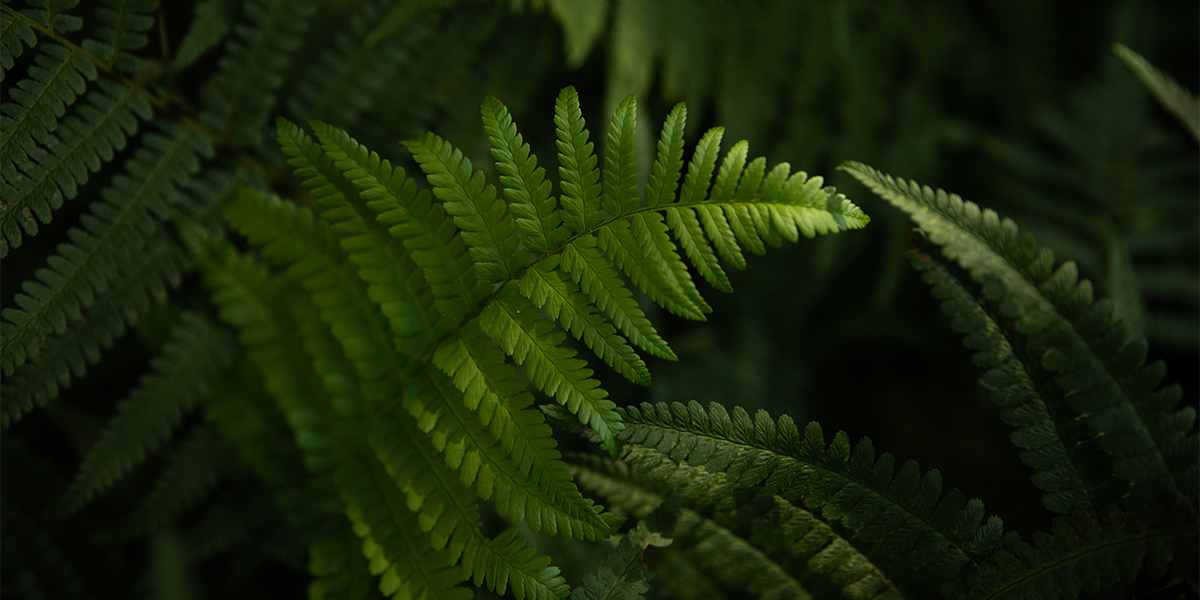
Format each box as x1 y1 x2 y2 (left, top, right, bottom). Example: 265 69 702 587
285 0 410 126
614 401 1004 597
306 118 487 324
404 131 532 282
2 234 187 428
570 458 810 600
666 126 730 291
480 282 623 455
571 455 905 600
464 527 571 600
910 245 1118 514
482 94 566 254
171 0 236 71
2 119 211 376
199 0 318 145
10 0 84 35
2 78 152 256
372 412 571 600
185 225 471 599
80 0 156 72
111 425 233 538
555 86 605 234
284 260 570 600
1 9 38 79
401 368 620 541
568 522 659 600
338 450 473 600
558 234 676 360
518 259 650 385
956 509 1194 600
292 276 563 600
277 118 447 354
57 311 234 513
840 162 1199 515
219 186 582 597
1114 44 1200 141
1 42 96 193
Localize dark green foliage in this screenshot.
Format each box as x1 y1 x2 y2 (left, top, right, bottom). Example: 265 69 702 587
840 162 1198 521
2 1 1195 599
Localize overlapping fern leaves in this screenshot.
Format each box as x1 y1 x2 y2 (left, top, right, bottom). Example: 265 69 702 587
838 162 1198 598
178 87 865 597
840 162 1197 518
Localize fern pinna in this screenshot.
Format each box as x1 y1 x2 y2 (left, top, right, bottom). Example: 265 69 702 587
176 87 868 598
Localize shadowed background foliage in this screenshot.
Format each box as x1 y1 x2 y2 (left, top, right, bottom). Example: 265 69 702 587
2 0 1196 598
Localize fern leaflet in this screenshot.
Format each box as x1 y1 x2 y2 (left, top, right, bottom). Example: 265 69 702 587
56 310 234 513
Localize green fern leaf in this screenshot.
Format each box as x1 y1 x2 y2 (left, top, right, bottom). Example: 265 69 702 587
666 125 730 291
1 166 243 426
2 79 152 256
185 225 471 600
597 217 707 320
277 118 446 354
479 282 624 455
285 0 412 126
80 0 155 72
615 401 1004 597
558 234 676 360
1 43 96 193
57 311 235 513
1114 44 1200 141
1 10 38 78
431 323 620 535
404 131 532 282
572 455 906 600
568 523 659 600
546 0 606 68
666 205 731 293
555 86 605 234
108 425 233 538
19 0 85 34
220 184 595 596
1 120 211 376
402 367 620 541
840 161 1198 515
956 509 1193 600
199 0 318 145
464 527 571 600
570 458 810 600
2 234 187 428
305 119 488 324
372 178 487 322
518 259 650 385
910 245 1117 514
287 267 566 600
482 94 566 254
339 451 473 600
645 103 686 209
171 0 236 71
602 93 639 216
